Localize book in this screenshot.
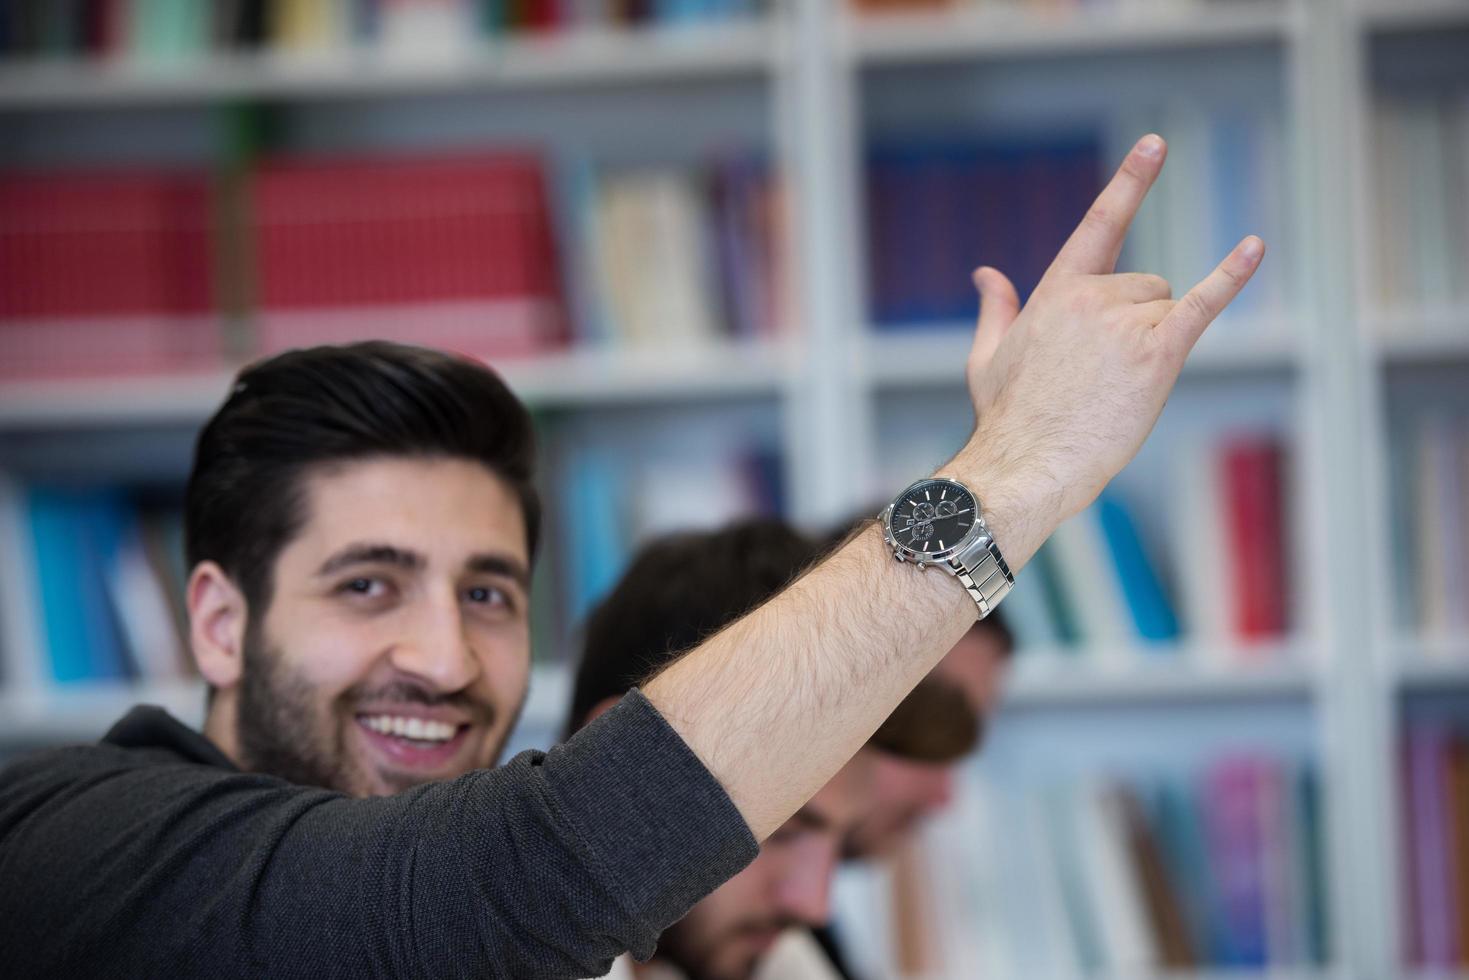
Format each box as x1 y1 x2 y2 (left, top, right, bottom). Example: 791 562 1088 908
1221 435 1290 644
25 487 132 684
1096 491 1181 645
249 151 569 359
866 136 1102 327
0 169 223 379
1407 724 1463 968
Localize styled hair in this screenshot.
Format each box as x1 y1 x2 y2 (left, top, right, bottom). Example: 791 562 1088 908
566 519 821 737
566 515 1013 765
185 341 540 618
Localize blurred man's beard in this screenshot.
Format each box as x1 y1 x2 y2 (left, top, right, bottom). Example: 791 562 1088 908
236 630 358 794
657 916 795 980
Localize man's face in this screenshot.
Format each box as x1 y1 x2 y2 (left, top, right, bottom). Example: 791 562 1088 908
655 759 868 980
843 625 1009 857
232 456 532 797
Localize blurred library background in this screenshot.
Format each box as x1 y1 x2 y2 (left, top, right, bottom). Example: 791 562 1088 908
0 0 1466 977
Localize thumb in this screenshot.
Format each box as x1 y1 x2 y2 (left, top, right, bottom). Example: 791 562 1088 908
968 266 1021 373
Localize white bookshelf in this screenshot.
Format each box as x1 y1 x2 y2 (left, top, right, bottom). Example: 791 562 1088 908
0 339 796 430
843 1 1298 64
0 0 1463 977
0 21 776 110
1003 649 1318 710
860 318 1303 391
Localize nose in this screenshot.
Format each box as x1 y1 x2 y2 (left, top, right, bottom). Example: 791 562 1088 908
923 767 956 811
772 843 838 926
387 589 482 693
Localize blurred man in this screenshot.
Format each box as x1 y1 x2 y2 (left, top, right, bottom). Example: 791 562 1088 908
813 612 1013 978
567 520 1013 980
843 614 1013 860
566 520 863 980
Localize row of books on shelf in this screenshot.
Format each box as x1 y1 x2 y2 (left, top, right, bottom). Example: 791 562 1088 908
1390 412 1469 642
905 755 1327 975
1402 719 1469 970
0 0 765 65
0 482 194 687
849 0 1245 13
867 107 1292 333
1372 90 1469 315
1002 434 1293 659
0 151 784 379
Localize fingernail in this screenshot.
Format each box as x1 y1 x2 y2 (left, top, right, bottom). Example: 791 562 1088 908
1241 236 1264 261
1137 134 1164 158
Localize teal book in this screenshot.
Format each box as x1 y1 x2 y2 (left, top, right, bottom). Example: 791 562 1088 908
1097 491 1180 644
27 488 131 683
1031 542 1080 648
564 449 627 625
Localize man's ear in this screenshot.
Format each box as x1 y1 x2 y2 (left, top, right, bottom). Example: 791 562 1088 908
187 561 249 690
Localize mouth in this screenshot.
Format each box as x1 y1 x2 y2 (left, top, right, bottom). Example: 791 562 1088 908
353 711 474 773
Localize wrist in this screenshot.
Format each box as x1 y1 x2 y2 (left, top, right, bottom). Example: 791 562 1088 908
935 438 1059 574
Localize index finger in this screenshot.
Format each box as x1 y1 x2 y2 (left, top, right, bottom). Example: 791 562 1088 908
1049 134 1167 276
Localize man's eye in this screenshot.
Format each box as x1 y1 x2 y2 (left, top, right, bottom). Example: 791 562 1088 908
466 585 510 608
339 578 384 597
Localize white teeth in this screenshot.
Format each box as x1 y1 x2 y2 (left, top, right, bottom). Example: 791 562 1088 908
361 715 458 742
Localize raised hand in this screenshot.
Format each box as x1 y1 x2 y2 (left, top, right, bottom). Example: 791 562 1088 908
952 134 1264 569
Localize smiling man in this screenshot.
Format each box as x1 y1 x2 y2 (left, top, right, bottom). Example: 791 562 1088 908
193 454 533 797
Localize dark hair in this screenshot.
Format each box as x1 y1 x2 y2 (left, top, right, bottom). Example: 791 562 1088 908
185 341 540 618
565 519 822 737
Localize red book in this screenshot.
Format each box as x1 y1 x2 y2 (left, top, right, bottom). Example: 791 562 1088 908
1222 437 1289 642
249 152 568 360
0 169 221 379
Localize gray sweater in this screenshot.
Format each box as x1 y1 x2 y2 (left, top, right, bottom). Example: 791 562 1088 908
0 690 758 978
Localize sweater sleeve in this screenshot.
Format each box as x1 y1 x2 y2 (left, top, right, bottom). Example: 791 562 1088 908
0 689 758 979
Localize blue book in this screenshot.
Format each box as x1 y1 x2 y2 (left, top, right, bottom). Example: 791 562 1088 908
564 450 627 624
27 488 131 683
1151 778 1225 963
1096 490 1180 643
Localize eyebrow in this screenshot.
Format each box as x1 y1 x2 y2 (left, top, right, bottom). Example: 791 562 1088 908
466 553 531 591
316 543 424 577
315 542 530 590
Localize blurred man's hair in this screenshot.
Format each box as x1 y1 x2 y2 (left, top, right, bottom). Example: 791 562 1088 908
566 517 1004 763
566 519 820 737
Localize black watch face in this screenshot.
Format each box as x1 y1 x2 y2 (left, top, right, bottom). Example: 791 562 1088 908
891 480 978 557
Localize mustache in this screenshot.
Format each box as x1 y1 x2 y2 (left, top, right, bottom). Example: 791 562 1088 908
346 680 495 727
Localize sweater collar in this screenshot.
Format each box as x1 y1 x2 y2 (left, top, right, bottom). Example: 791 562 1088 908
102 705 238 770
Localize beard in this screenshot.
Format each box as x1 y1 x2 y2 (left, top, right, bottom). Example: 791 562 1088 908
656 914 797 980
234 627 518 796
235 630 354 793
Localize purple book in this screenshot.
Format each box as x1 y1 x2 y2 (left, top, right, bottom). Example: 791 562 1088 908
1203 756 1269 966
1408 725 1460 967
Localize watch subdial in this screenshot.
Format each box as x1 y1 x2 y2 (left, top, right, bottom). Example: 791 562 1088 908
909 522 934 542
911 501 936 523
935 499 958 519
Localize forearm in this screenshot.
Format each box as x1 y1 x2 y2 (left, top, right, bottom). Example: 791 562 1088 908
644 441 1049 840
646 132 1262 841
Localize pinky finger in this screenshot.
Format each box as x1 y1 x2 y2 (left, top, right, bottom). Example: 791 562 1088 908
1157 237 1265 355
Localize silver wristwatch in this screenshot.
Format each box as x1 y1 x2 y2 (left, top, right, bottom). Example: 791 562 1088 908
878 477 1014 620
